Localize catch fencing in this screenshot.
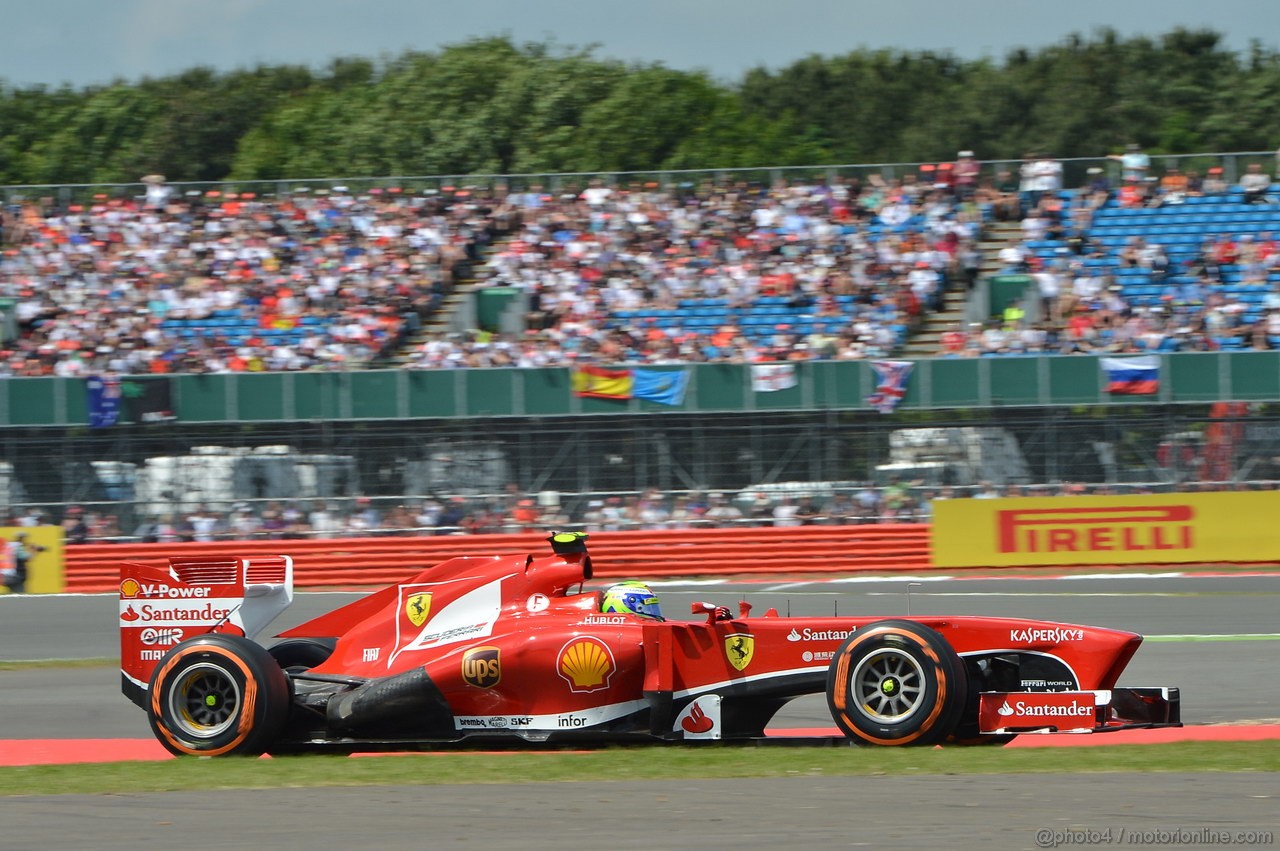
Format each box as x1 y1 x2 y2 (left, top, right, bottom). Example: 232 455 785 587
3 149 1277 205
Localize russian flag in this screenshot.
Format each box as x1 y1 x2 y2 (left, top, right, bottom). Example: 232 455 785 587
1101 355 1160 395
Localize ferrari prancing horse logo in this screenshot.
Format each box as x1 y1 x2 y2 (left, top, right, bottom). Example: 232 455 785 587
405 593 432 627
725 633 754 671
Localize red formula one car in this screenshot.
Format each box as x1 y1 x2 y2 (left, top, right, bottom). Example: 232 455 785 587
118 533 1180 756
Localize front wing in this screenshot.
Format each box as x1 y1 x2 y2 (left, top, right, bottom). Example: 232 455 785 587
977 687 1181 735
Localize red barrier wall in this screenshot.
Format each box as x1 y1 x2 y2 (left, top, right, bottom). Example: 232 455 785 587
64 525 932 592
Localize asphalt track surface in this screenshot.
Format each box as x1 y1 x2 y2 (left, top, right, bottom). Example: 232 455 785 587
1 775 1276 851
2 573 1277 850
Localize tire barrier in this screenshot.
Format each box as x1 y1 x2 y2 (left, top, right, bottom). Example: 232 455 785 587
64 525 933 592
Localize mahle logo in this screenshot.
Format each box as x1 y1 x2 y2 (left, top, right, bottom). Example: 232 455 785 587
461 646 501 688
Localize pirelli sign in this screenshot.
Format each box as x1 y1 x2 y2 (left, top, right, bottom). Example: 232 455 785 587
932 492 1280 567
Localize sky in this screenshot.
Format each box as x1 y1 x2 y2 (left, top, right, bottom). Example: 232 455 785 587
4 0 1280 89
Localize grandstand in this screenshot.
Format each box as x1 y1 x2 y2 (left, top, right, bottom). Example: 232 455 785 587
1016 187 1280 352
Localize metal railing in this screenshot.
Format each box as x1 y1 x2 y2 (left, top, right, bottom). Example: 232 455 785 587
4 151 1279 206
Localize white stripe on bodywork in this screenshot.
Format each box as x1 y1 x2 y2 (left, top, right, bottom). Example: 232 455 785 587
389 575 511 667
452 699 648 731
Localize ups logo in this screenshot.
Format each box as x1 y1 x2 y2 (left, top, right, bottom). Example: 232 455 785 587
461 646 501 688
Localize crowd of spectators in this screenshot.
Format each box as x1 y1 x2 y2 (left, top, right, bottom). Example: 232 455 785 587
405 170 985 367
16 477 1272 544
0 183 489 376
944 145 1280 357
6 150 1280 373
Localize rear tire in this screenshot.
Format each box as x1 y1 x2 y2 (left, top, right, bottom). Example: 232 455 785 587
826 620 968 746
148 634 290 757
268 638 336 673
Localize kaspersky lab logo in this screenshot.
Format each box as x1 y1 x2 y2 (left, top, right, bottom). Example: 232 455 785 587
996 506 1194 554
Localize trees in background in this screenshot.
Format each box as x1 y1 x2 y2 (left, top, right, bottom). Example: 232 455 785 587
2 28 1279 186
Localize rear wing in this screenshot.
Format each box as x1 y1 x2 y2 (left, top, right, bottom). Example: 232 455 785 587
119 555 293 707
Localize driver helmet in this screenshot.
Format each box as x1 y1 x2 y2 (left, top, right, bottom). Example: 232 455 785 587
601 581 664 621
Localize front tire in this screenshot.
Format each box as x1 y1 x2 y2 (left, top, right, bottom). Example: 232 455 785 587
826 620 967 746
148 634 290 757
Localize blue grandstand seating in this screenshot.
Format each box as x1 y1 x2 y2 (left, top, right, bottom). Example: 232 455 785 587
986 188 1280 353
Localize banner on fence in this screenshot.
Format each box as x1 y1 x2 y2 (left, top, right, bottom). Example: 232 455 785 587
751 364 797 392
866 360 914 413
932 491 1280 567
0 526 65 595
87 376 121 428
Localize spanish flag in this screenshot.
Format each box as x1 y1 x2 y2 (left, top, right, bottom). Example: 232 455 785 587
572 366 634 399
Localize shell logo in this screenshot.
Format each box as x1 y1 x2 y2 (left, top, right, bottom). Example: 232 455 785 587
120 578 140 599
558 637 616 693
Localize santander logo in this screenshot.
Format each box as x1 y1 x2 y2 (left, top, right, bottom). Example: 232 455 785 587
681 701 715 734
1003 699 1092 718
786 629 801 642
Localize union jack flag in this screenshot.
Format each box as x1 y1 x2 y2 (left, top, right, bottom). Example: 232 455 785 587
866 360 915 414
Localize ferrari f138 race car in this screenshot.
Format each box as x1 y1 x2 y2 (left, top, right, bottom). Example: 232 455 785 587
118 533 1180 756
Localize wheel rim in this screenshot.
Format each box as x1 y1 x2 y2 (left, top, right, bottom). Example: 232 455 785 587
167 662 242 739
850 648 926 724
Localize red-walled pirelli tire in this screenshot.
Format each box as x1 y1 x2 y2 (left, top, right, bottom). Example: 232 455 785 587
147 634 290 757
826 620 968 746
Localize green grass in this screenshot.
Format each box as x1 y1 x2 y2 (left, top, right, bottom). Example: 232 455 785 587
3 741 1276 797
0 658 117 671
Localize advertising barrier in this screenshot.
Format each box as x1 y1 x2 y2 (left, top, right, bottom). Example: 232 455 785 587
932 491 1280 568
0 526 65 594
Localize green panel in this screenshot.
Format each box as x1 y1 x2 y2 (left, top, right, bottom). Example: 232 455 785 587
1048 357 1100 404
1228 351 1280 401
693 364 746 411
465 370 516 416
753 364 805 410
65 378 88 425
1167 353 1220 402
476 287 520 330
809 361 838 407
839 362 868 408
177 374 231 422
291 373 335 420
578 395 633 414
927 359 982 408
522 368 573 416
13 353 1280 428
988 358 1041 406
236 374 287 421
8 378 58 426
988 275 1033 317
407 370 459 418
349 372 402 420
